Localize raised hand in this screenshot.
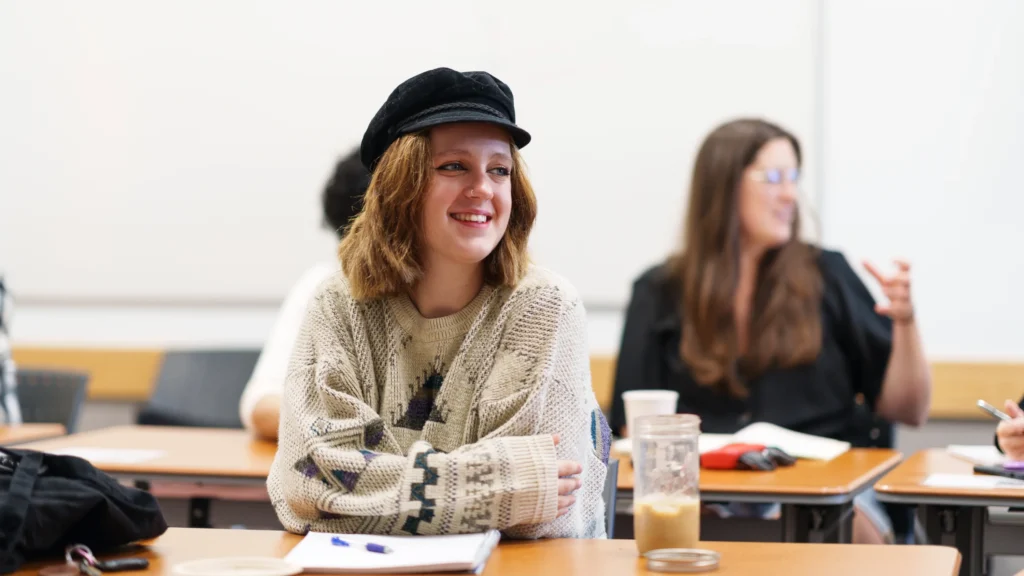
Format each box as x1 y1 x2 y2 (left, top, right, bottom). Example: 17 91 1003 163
863 259 915 323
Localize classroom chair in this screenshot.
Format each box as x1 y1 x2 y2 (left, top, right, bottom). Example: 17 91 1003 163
136 349 260 428
603 459 620 538
15 368 89 434
134 349 261 528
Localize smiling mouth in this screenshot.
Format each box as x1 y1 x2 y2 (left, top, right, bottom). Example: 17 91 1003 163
451 213 492 224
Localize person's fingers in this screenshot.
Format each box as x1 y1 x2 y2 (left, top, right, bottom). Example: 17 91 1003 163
893 258 912 272
558 477 582 496
875 303 892 317
552 434 560 447
1005 400 1024 419
1001 436 1024 459
558 494 576 512
862 260 889 284
557 460 582 478
998 420 1024 439
885 284 911 302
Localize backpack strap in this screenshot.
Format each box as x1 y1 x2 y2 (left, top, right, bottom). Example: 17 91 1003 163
0 450 44 573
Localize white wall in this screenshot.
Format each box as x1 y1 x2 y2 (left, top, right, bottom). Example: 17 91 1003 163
7 1 1023 363
821 0 1024 360
3 0 816 354
0 0 818 309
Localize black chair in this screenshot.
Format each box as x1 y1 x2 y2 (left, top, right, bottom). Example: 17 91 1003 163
136 350 260 429
134 350 261 528
603 459 620 538
15 368 89 434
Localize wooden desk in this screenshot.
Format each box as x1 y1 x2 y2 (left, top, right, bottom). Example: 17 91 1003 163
615 448 902 543
0 423 66 445
875 449 1024 576
876 449 1024 505
20 425 275 485
618 448 902 503
12 528 961 576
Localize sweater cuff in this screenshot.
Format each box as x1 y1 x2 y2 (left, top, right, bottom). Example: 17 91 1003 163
500 436 559 526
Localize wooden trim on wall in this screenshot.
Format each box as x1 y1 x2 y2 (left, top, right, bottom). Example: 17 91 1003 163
12 348 164 401
12 347 1023 420
590 355 1024 421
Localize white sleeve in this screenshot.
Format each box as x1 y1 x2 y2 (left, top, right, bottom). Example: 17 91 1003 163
239 262 338 431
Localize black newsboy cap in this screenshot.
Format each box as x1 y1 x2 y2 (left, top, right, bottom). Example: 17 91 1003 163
360 67 531 170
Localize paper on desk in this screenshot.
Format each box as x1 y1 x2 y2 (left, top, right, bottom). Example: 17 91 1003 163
611 424 850 461
284 530 501 574
51 447 165 464
732 423 850 461
923 473 1024 489
946 445 1007 466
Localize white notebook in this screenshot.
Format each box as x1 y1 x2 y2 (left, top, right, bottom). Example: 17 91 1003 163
946 444 1007 466
284 531 501 574
732 423 850 461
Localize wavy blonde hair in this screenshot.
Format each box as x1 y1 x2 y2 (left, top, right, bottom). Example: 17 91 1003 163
338 131 537 301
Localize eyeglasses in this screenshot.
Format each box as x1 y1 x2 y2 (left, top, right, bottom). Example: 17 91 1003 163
748 167 800 185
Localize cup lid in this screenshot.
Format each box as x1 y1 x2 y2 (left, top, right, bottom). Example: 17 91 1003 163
643 548 721 573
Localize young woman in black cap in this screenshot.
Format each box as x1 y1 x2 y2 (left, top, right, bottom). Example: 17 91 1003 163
268 68 610 539
610 118 931 544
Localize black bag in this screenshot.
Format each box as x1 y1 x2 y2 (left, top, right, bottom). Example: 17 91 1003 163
0 448 168 574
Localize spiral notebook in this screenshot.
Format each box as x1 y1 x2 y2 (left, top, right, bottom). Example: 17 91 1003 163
284 530 502 574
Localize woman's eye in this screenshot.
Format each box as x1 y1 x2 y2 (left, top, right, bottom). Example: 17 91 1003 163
489 166 510 177
437 162 464 171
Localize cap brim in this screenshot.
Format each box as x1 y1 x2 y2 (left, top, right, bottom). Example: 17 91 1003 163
399 110 531 150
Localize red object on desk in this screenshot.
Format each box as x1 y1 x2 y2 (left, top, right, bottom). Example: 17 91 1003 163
701 443 767 470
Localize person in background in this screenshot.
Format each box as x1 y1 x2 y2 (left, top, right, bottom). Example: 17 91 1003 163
267 68 609 538
239 148 370 441
996 398 1024 460
610 118 932 544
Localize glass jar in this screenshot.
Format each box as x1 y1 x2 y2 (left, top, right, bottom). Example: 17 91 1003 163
632 413 701 555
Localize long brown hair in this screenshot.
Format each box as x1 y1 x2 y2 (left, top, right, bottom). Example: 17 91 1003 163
339 131 537 301
668 118 822 398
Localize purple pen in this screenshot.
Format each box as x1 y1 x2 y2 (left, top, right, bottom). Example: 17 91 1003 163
331 536 394 554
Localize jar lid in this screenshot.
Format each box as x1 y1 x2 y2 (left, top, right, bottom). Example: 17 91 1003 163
643 548 721 573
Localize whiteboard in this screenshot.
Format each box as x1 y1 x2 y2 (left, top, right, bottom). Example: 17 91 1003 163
0 0 818 307
821 0 1024 358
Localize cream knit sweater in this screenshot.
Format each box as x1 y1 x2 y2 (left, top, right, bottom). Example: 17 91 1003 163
267 265 611 539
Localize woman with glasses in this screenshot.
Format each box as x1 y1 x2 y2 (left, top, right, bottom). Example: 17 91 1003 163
610 118 931 544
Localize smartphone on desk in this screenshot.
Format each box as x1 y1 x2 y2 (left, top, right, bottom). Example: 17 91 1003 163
973 464 1024 481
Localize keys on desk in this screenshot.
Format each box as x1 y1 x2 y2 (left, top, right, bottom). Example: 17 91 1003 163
77 561 102 576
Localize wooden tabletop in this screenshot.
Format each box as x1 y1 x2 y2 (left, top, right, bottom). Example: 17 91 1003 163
20 425 275 480
875 448 1024 503
616 448 903 497
12 528 961 576
0 423 66 445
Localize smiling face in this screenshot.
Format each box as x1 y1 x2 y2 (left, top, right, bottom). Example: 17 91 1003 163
420 122 514 270
737 137 800 251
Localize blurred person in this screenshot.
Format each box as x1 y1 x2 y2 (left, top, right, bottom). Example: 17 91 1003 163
610 118 931 544
267 68 609 538
239 148 370 441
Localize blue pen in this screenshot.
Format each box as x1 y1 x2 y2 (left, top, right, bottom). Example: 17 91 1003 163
331 536 394 554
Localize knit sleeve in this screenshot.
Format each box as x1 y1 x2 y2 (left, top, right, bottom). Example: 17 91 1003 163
267 284 560 536
473 284 611 539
